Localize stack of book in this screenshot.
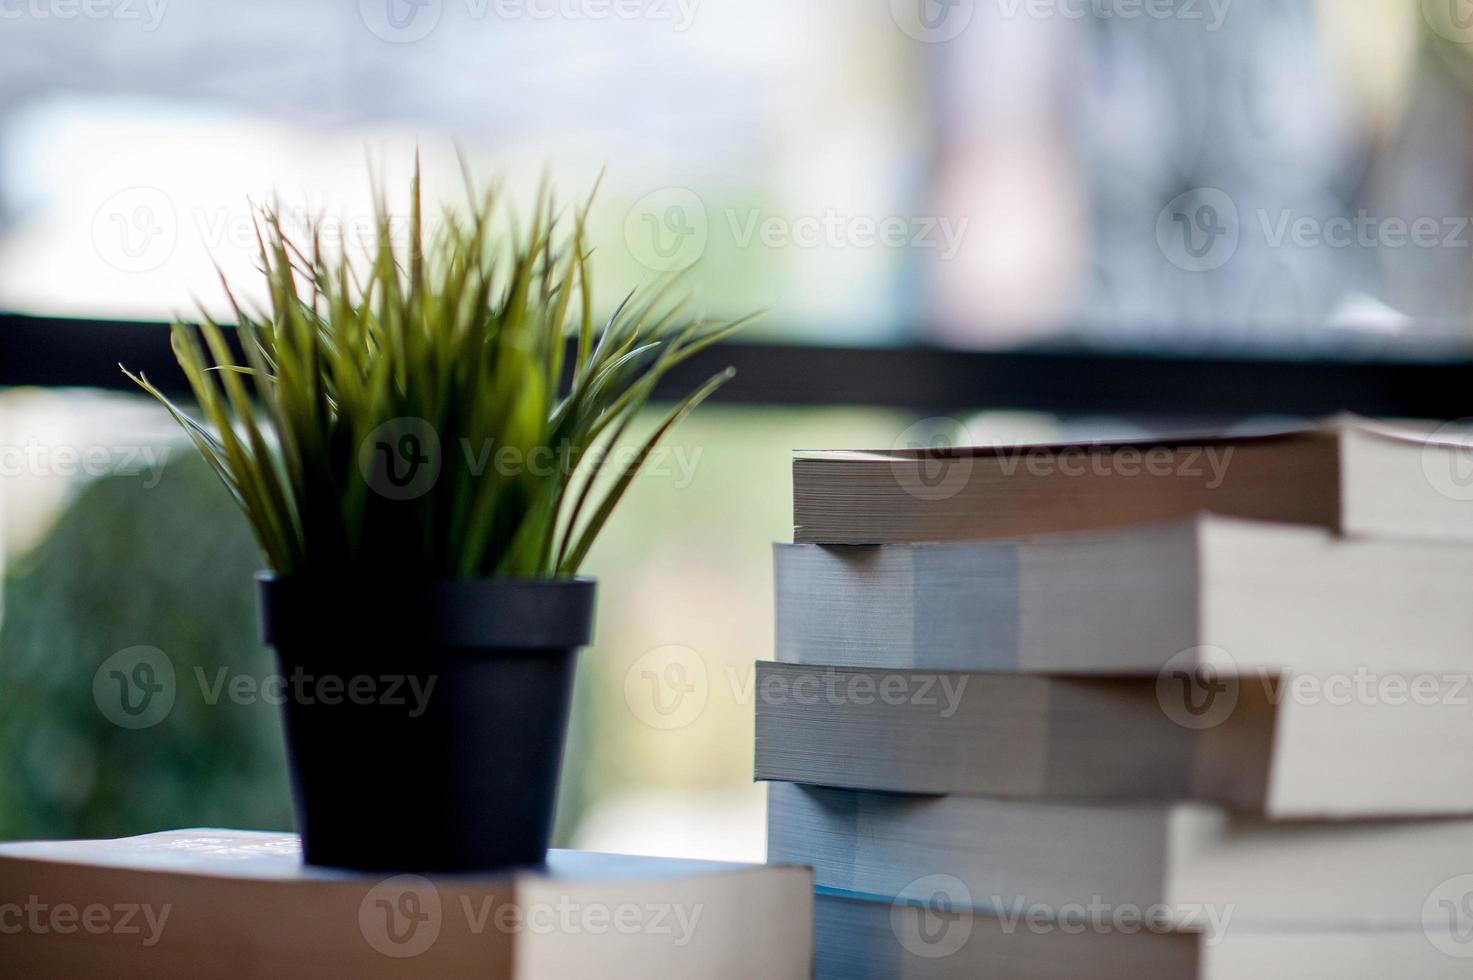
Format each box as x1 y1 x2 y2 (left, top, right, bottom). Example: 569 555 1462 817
760 417 1473 978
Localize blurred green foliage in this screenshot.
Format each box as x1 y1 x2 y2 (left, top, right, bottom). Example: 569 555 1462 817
0 451 292 839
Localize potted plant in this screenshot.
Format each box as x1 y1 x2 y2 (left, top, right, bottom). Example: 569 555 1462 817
126 165 748 871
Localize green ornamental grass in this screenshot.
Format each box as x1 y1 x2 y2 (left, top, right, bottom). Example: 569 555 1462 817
125 162 750 580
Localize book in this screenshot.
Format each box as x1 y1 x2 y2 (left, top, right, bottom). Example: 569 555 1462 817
767 782 1473 930
753 661 1473 818
775 514 1473 674
793 416 1473 545
812 890 1469 979
0 829 813 979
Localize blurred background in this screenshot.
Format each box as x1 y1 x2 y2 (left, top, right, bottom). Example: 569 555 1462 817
0 0 1471 858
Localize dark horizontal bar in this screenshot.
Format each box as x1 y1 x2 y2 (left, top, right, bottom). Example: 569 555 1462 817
1 312 1471 419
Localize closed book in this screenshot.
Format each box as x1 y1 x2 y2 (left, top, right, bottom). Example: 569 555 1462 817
753 661 1473 818
813 890 1468 980
0 829 812 979
767 782 1473 931
793 416 1473 545
776 514 1473 675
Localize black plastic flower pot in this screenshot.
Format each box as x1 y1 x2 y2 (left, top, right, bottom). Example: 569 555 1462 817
257 574 596 872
